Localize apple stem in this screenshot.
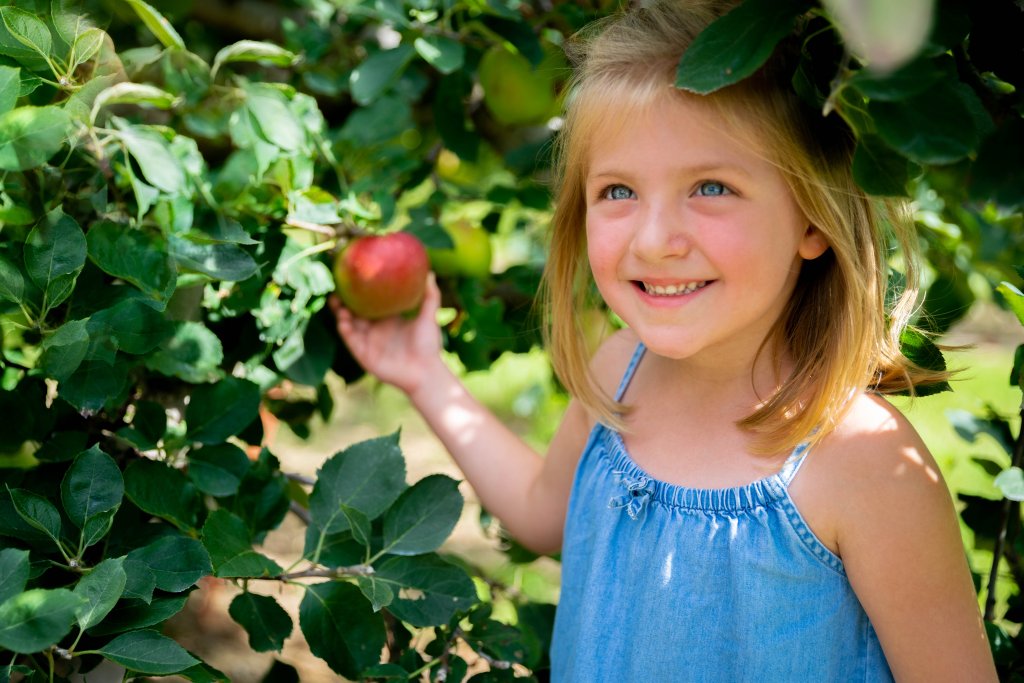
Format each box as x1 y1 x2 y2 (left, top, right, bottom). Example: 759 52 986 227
284 217 339 236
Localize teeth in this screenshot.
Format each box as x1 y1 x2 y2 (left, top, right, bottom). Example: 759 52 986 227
642 281 707 296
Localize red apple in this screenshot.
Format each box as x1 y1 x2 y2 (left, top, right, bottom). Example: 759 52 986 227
333 233 429 319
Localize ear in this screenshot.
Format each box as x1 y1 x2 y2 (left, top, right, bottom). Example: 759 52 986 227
798 225 830 260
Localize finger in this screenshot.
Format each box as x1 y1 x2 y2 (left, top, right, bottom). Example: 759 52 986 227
421 272 441 315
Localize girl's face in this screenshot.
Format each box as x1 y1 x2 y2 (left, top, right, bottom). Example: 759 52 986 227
584 95 827 367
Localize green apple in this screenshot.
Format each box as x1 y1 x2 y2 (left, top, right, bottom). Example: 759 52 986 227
333 233 430 319
428 219 492 279
0 441 40 469
478 45 557 126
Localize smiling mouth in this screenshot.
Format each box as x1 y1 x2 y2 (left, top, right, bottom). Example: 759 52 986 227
637 280 709 296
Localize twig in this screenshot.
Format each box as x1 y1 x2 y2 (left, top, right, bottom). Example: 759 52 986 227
284 471 315 487
289 500 311 525
985 405 1024 621
276 564 375 580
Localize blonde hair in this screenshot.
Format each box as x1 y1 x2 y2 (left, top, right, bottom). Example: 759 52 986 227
540 0 947 454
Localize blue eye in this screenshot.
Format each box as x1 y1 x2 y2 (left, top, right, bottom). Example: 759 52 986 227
603 185 636 200
696 181 730 197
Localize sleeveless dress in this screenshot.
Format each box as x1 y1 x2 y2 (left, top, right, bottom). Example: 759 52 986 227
550 343 895 682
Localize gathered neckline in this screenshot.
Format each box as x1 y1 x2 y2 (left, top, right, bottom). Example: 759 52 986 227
599 425 807 512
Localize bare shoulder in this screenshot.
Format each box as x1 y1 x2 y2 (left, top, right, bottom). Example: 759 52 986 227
803 393 997 680
791 391 948 553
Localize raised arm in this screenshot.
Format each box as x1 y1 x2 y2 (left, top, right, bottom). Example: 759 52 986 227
330 274 591 553
827 399 998 682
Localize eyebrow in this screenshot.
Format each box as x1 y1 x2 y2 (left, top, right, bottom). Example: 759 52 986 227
587 163 753 181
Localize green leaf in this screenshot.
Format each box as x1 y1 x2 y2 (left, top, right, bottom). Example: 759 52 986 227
185 377 261 444
201 509 282 578
675 0 813 94
0 588 83 654
124 459 202 532
113 121 187 194
350 44 415 106
0 253 24 303
870 81 980 164
212 40 298 79
373 554 477 627
96 630 199 675
24 207 87 310
73 557 127 630
86 221 177 302
847 56 945 101
997 282 1024 326
243 83 305 152
61 445 123 530
298 582 386 679
188 443 251 497
380 474 463 556
121 558 157 603
0 8 51 62
341 504 371 548
0 105 70 171
1012 344 1024 391
144 321 224 383
169 234 259 282
899 327 950 396
0 548 29 604
92 82 179 123
122 0 185 50
40 319 89 382
228 592 292 652
994 467 1024 501
851 134 918 197
414 36 464 75
87 595 188 636
7 487 63 550
308 433 407 536
354 575 394 612
970 118 1024 211
89 298 173 355
59 356 132 413
125 535 212 593
69 27 105 73
0 64 17 115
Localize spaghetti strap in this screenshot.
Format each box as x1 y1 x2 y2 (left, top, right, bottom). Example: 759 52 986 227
776 439 813 487
613 343 646 402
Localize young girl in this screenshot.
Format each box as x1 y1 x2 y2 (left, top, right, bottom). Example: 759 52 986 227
332 1 997 679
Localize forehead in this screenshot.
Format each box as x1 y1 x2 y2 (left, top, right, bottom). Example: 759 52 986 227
581 91 774 176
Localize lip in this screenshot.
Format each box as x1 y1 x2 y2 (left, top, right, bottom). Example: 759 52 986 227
631 279 713 305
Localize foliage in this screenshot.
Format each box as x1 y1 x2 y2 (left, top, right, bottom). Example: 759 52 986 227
0 0 1020 680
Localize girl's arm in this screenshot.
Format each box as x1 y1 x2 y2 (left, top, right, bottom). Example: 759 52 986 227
828 399 998 681
329 274 594 554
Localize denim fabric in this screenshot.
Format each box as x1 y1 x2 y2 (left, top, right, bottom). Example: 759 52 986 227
550 344 895 682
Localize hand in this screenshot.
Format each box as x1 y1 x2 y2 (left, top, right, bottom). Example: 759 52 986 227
329 272 444 396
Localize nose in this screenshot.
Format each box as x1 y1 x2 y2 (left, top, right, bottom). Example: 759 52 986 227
630 201 691 262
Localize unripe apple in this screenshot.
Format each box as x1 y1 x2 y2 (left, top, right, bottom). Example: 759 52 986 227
428 219 492 279
333 233 429 319
478 45 557 126
822 0 934 73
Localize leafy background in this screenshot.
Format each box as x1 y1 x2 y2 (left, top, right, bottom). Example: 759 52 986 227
0 0 1022 681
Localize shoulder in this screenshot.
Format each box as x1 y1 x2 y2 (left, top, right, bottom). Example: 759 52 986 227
801 395 996 680
588 327 641 398
811 392 937 500
790 392 947 554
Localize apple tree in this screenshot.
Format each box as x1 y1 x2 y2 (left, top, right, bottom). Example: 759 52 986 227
0 0 1022 680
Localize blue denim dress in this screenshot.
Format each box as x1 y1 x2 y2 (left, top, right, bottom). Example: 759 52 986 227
550 344 895 682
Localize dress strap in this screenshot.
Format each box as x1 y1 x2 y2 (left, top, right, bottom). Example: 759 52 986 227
613 343 647 402
776 439 813 487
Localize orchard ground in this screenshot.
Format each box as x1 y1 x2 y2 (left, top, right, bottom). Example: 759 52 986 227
159 303 1021 682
